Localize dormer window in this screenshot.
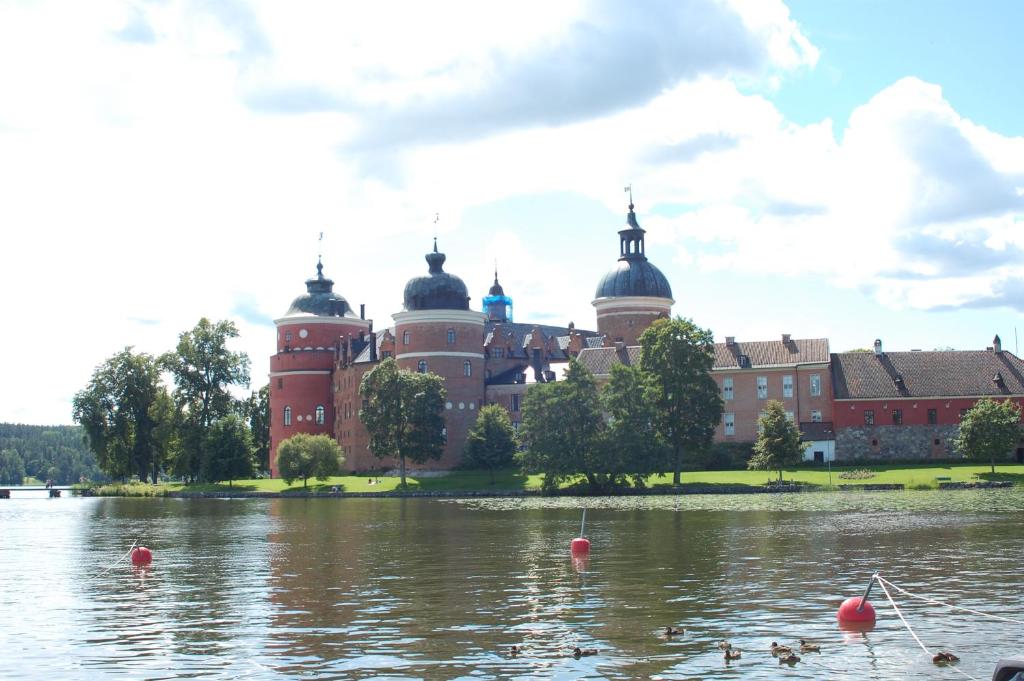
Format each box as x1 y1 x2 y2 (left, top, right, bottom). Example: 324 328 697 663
738 355 751 368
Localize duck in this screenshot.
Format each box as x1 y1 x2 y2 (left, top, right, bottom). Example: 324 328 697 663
724 648 742 661
717 640 732 651
799 639 820 653
778 653 801 665
770 642 793 656
508 645 521 657
664 626 684 637
572 647 598 658
933 651 959 664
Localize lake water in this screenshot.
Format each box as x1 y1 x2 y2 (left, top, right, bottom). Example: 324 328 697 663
1 490 1023 679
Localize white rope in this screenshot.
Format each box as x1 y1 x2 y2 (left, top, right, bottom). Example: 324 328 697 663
875 576 979 681
876 576 1024 626
87 539 138 580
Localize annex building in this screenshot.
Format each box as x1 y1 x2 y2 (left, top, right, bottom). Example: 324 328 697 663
268 203 1024 475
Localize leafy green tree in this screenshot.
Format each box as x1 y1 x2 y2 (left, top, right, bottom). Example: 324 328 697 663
602 363 668 487
954 398 1022 474
639 317 723 486
72 347 163 482
747 400 804 482
161 318 251 482
359 358 446 487
463 404 516 483
203 414 254 485
0 424 102 484
0 448 26 485
519 359 605 492
275 433 342 488
242 384 270 472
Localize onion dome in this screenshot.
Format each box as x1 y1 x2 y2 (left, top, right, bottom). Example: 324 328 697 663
594 202 673 299
402 239 470 311
284 259 358 318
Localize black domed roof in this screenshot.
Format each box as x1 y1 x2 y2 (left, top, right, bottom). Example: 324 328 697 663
284 260 358 318
594 203 673 300
403 240 470 311
488 269 505 296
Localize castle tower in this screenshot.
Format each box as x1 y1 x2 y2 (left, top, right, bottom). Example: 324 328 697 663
592 200 674 345
393 240 486 467
482 268 513 322
269 259 369 476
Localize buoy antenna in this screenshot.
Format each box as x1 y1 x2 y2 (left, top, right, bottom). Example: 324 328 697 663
580 508 587 537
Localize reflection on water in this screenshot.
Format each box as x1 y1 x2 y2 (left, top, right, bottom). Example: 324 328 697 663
0 490 1021 679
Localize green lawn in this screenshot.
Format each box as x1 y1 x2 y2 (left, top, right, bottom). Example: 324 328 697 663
86 463 1024 496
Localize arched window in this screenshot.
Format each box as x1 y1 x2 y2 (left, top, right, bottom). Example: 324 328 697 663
283 406 292 426
315 405 325 425
403 330 410 345
447 328 456 344
418 360 428 373
463 360 472 377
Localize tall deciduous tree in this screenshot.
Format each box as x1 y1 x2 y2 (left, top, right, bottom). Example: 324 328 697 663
519 359 605 492
359 358 446 487
161 318 250 482
463 404 516 483
955 398 1022 474
747 400 804 483
242 384 270 472
72 347 163 482
602 363 668 487
639 317 723 486
203 414 254 486
0 448 26 485
275 433 343 489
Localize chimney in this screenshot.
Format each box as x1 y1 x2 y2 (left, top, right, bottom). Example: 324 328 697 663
873 339 883 356
993 334 1002 352
369 332 378 362
614 341 626 352
725 336 736 346
531 348 544 382
781 333 791 344
360 304 365 320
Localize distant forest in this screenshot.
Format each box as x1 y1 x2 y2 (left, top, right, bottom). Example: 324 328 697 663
0 423 104 484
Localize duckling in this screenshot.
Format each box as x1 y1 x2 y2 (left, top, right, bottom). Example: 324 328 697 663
508 645 521 657
724 648 742 661
717 640 732 651
778 653 801 665
933 651 959 664
664 626 684 637
799 639 820 653
770 642 793 656
572 647 598 658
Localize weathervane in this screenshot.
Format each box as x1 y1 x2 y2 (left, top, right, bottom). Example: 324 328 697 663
624 184 633 207
318 231 324 261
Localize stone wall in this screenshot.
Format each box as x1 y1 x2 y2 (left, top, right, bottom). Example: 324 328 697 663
835 424 960 461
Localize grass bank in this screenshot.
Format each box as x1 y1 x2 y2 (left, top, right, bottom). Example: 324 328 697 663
81 463 1024 497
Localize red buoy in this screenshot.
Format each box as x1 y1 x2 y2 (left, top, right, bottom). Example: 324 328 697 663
837 596 875 623
570 537 590 555
131 546 153 565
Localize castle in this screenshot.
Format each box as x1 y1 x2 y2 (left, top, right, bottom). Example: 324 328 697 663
268 203 1024 475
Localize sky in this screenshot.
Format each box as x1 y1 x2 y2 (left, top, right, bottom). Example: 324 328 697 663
2 0 1023 426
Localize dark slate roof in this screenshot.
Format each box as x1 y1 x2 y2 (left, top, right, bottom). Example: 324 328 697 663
484 321 598 360
283 260 359 318
831 350 1024 399
714 338 830 369
800 421 835 441
585 336 606 349
595 259 673 299
402 241 470 311
575 346 642 376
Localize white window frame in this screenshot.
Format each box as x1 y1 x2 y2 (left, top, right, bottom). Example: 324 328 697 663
783 375 793 398
723 377 734 401
757 376 768 399
810 374 821 397
315 405 325 425
811 409 822 423
463 360 472 377
724 412 735 436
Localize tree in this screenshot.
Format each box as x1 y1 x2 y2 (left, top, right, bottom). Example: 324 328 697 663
161 318 251 482
72 347 163 482
954 398 1022 474
275 433 342 488
0 448 26 485
203 414 254 485
747 400 804 483
463 405 516 483
359 358 446 487
242 384 270 472
601 363 668 487
518 359 605 492
639 317 723 486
